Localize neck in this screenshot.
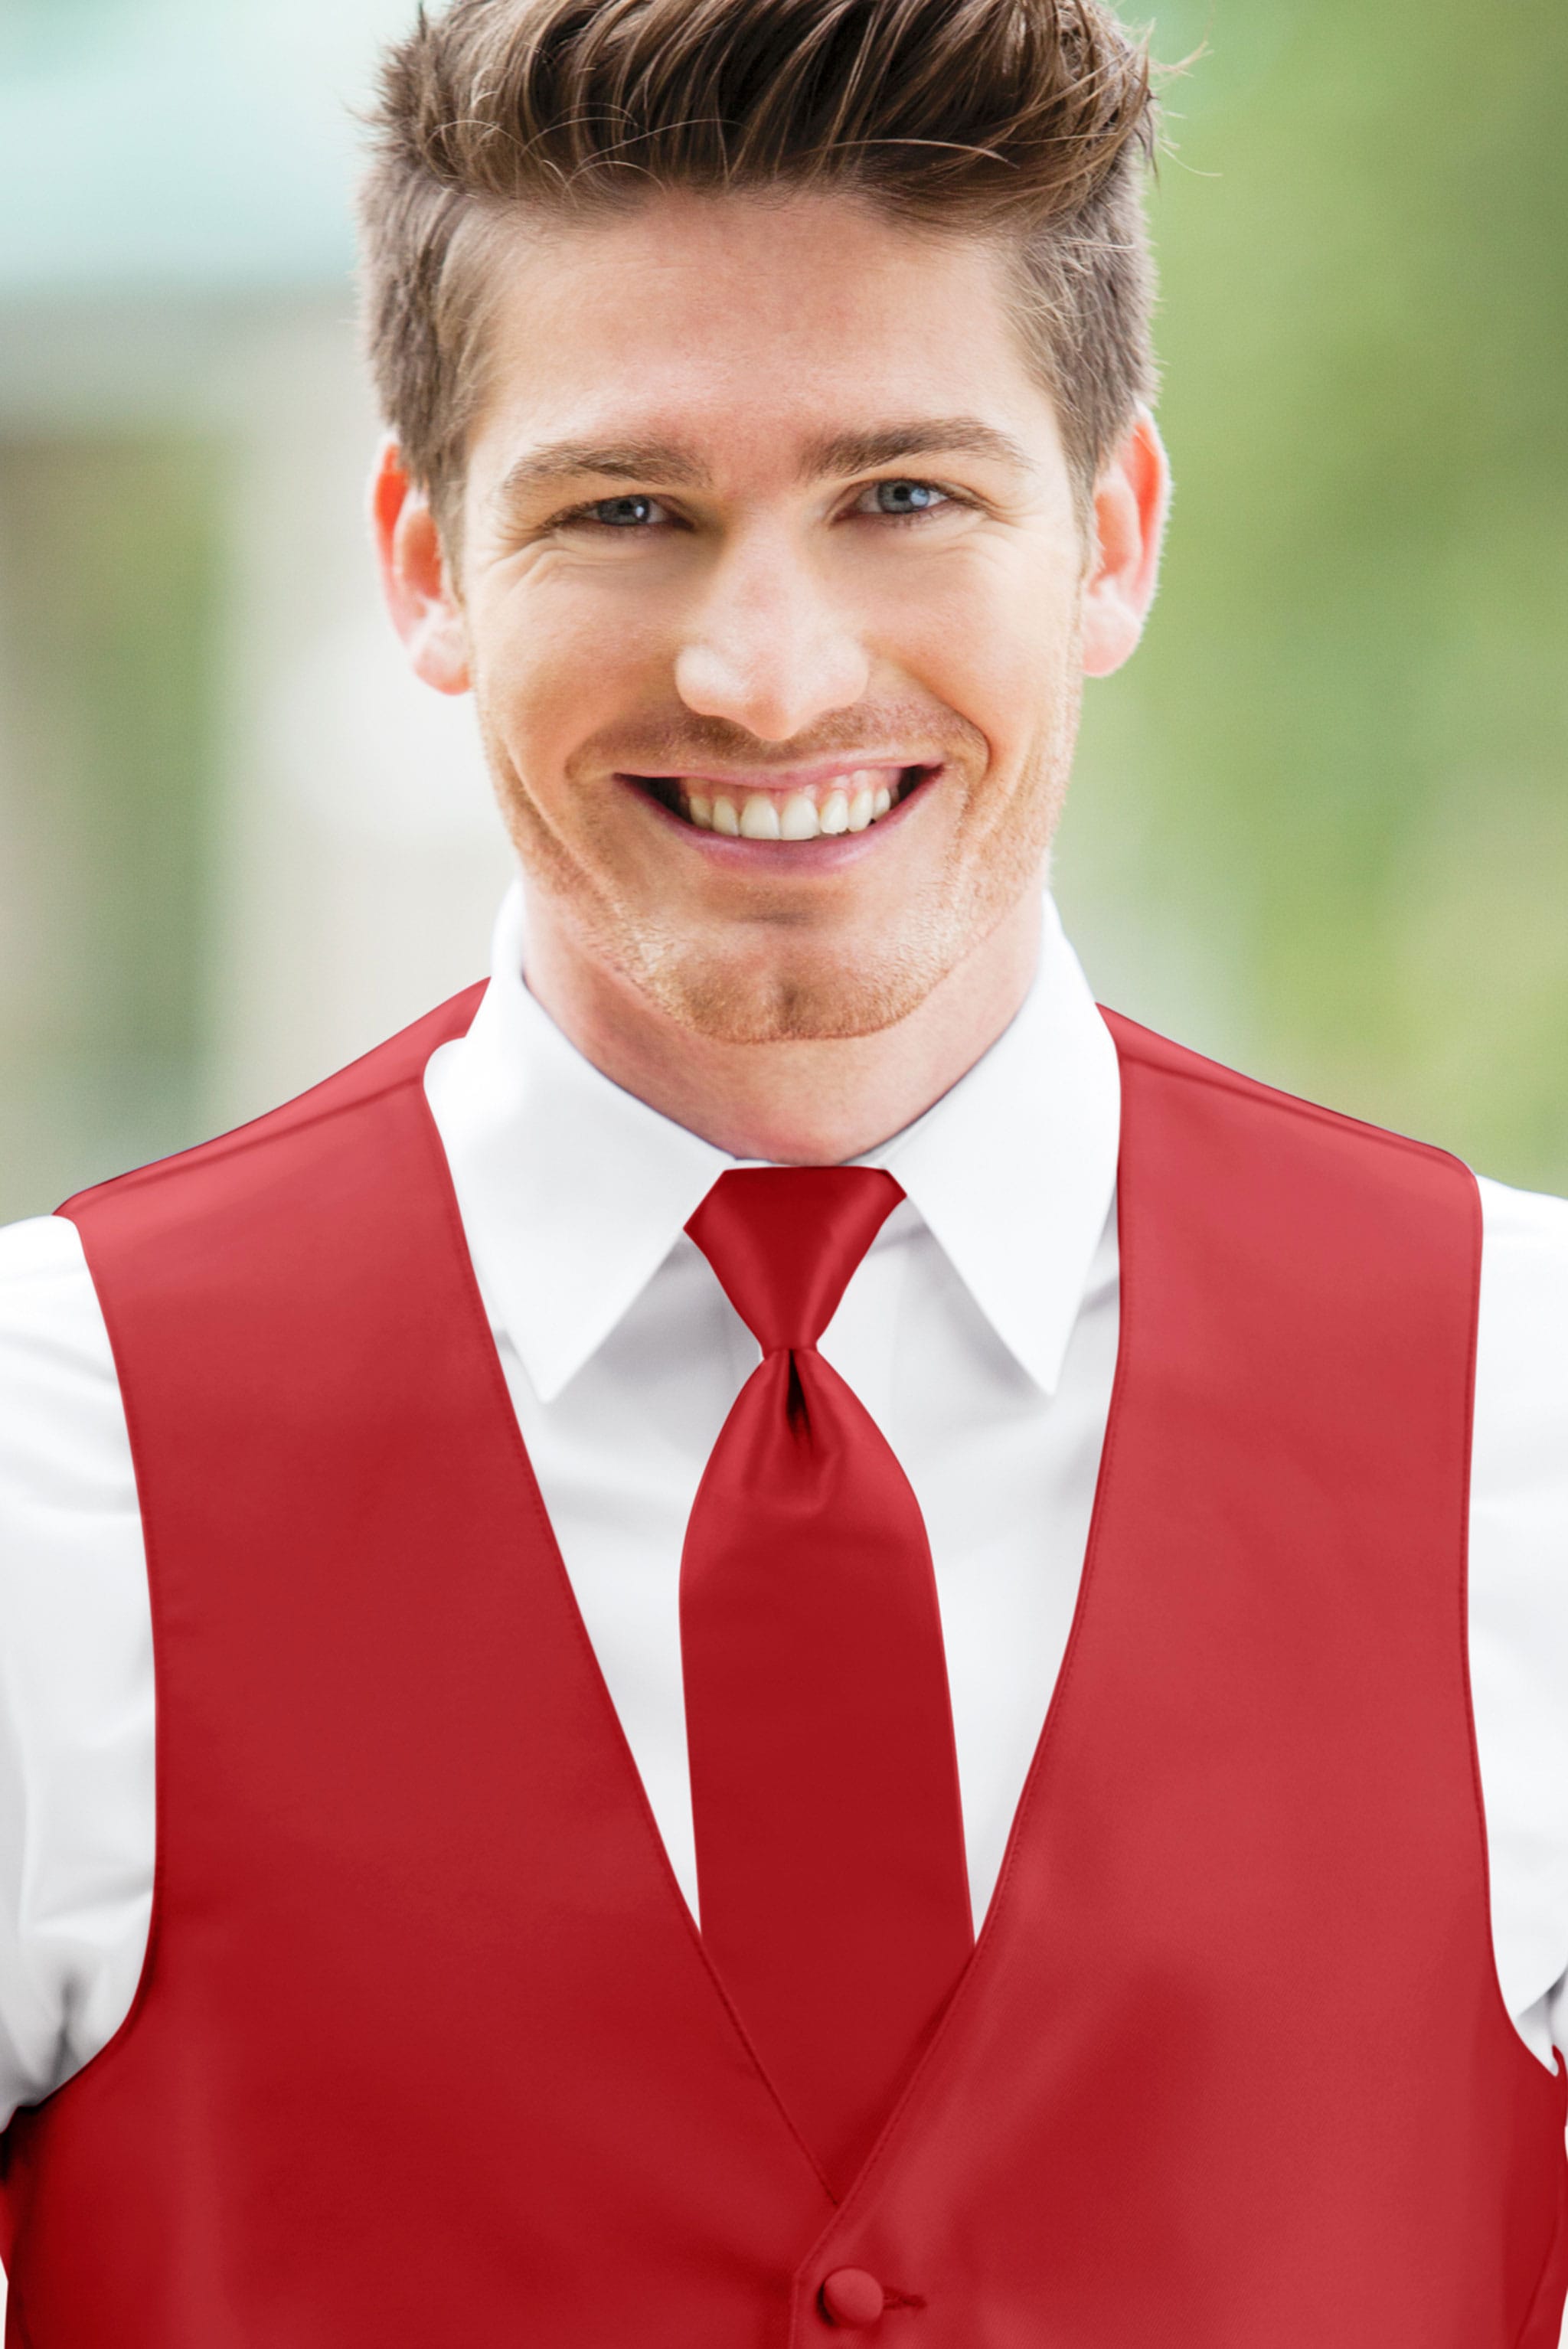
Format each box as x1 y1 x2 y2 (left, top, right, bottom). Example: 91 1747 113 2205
521 890 1044 1164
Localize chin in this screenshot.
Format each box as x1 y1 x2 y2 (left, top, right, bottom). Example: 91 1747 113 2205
632 929 953 1046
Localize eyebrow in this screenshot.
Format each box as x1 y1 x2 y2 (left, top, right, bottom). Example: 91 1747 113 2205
492 441 714 509
491 417 1034 512
797 420 1036 480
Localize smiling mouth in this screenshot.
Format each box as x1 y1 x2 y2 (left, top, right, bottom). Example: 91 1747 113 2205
629 763 936 841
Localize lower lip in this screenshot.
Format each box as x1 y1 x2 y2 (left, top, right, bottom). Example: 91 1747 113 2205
616 769 939 870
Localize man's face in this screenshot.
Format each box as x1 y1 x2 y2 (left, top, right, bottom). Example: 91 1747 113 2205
425 191 1156 1043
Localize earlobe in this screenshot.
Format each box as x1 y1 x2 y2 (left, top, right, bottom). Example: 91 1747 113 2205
370 436 472 698
1080 410 1171 681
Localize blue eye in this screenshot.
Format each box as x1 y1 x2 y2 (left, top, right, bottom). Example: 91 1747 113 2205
864 479 949 517
586 495 666 528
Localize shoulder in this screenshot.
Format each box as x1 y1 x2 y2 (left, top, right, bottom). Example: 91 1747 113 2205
1102 1005 1460 1164
1476 1170 1568 1267
0 1210 137 1550
1099 1011 1479 1271
0 1213 115 1397
0 1217 151 2124
1467 1174 1568 2031
60 985 486 1250
1475 1174 1568 1462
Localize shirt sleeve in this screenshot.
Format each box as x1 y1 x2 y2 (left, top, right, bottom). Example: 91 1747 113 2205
0 1214 153 2126
1468 1174 1568 2067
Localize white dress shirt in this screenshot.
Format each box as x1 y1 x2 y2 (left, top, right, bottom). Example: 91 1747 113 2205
2 884 1568 2160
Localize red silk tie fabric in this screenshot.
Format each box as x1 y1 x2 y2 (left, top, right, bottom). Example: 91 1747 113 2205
682 1168 973 2189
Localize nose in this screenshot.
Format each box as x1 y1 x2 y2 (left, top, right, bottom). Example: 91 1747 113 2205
675 530 871 742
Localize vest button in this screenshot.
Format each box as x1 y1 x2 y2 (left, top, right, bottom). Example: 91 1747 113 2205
819 2268 887 2328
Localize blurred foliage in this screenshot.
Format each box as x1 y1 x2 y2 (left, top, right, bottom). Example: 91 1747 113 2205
1060 0 1568 1188
0 442 222 1212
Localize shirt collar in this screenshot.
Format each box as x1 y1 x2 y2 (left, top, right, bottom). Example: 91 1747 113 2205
425 883 1119 1403
862 898 1119 1393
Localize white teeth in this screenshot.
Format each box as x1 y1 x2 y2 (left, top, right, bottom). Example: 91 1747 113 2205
678 770 913 838
779 792 822 841
739 792 782 840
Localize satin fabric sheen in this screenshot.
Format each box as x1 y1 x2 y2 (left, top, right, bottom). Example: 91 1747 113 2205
0 988 1563 2346
683 1169 972 2190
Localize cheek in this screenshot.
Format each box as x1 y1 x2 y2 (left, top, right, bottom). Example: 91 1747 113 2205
876 560 1080 778
468 580 659 781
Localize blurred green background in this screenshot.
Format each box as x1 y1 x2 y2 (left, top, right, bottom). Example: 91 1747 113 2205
0 0 1564 1223
1064 0 1568 1186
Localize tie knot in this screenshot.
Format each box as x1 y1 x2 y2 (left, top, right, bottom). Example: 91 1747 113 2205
686 1168 903 1354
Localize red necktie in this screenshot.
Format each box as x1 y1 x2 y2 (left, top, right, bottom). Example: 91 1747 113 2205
681 1168 974 2187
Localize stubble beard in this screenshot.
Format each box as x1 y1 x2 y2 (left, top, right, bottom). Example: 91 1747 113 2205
477 681 1081 1047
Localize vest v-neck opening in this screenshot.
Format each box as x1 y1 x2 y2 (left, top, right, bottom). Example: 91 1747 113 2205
408 1054 1136 2212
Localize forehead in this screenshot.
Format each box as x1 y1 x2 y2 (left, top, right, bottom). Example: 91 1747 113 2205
468 188 1058 474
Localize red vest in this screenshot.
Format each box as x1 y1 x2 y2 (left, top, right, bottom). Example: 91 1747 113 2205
2 994 1565 2347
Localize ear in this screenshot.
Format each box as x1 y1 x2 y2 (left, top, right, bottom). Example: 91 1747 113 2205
370 436 471 697
1080 410 1171 680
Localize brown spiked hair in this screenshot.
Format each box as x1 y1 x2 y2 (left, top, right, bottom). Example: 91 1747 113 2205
358 0 1159 542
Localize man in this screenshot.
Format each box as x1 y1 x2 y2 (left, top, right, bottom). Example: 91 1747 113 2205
1 0 1566 2340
